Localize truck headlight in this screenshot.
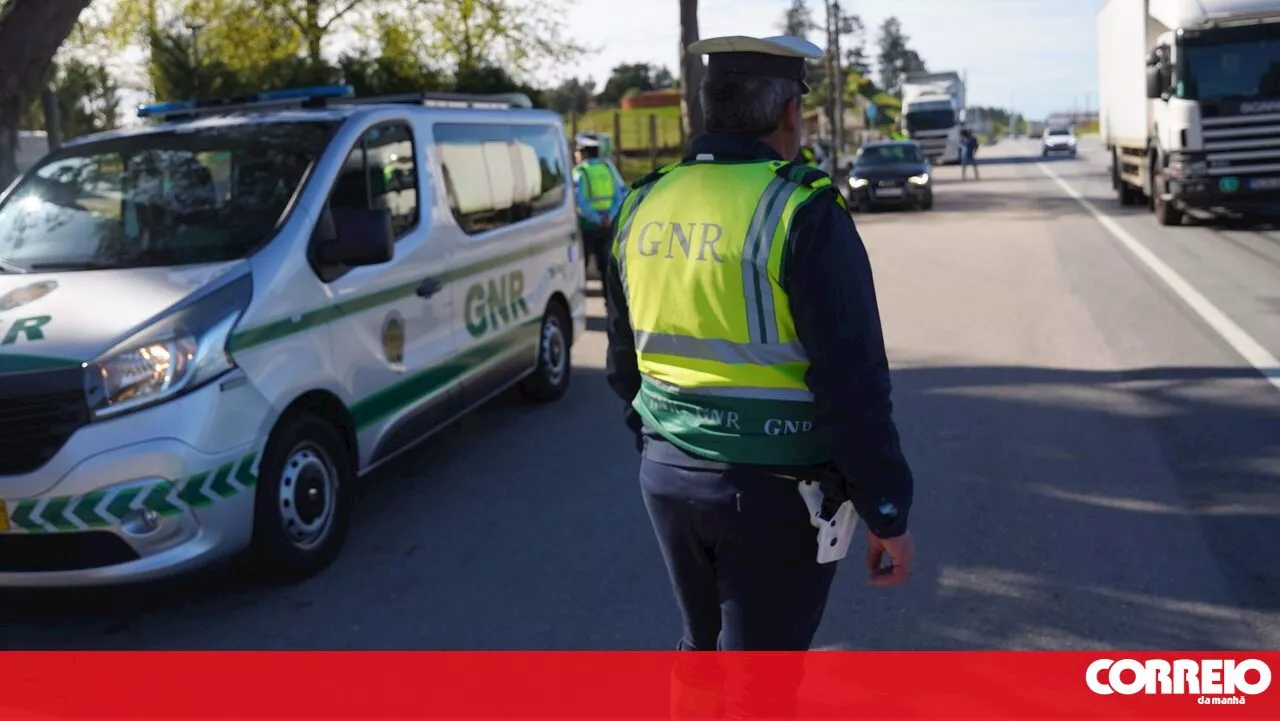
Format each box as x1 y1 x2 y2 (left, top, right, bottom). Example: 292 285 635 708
908 174 929 185
85 272 253 420
849 177 869 188
1167 156 1207 178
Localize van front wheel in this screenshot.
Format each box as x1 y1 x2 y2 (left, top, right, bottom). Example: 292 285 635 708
520 301 572 403
248 413 354 581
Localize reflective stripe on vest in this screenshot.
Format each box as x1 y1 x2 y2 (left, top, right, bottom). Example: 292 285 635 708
611 160 832 466
576 161 617 212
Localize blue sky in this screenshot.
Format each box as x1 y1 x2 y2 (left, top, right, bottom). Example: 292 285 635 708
562 0 1102 121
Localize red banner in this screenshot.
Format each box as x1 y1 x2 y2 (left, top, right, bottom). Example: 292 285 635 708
1 651 1277 720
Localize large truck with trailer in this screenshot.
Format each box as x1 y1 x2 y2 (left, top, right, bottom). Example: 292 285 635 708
900 71 966 164
1098 0 1280 225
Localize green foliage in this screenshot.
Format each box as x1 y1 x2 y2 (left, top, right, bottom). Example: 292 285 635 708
877 17 926 93
598 63 675 105
20 59 122 139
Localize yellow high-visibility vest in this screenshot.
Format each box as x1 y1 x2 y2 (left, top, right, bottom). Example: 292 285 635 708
575 160 619 212
611 158 845 465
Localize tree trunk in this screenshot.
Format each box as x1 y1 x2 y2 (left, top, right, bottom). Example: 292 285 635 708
678 0 705 150
0 0 92 187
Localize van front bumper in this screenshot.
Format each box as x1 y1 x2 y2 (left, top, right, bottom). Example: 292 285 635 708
0 374 270 588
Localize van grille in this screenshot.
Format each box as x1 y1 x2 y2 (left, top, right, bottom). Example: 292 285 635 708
0 368 89 476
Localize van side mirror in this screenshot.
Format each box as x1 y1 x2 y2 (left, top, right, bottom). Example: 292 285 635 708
1145 65 1164 100
314 206 395 267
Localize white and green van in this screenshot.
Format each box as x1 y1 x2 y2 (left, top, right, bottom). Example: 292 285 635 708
0 86 586 586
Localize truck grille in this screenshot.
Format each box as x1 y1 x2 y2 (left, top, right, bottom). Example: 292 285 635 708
0 367 89 476
1201 110 1280 176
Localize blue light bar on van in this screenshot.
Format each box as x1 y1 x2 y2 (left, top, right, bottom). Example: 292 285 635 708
136 85 355 119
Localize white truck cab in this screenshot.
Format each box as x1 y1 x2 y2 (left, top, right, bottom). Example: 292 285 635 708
1099 0 1280 225
0 85 586 586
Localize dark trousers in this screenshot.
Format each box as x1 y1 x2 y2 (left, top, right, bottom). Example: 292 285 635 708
639 457 839 651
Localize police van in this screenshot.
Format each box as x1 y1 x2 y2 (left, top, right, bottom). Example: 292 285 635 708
0 85 586 586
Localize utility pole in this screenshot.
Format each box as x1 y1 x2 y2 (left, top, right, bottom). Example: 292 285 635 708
186 20 205 95
831 0 844 167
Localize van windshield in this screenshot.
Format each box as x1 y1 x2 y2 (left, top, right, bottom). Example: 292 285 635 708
0 121 336 272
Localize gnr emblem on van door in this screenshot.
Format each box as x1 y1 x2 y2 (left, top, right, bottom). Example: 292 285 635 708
382 310 405 369
0 280 58 312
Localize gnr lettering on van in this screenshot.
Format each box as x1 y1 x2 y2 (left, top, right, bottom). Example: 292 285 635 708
635 221 725 263
764 418 813 436
465 270 529 338
0 315 51 346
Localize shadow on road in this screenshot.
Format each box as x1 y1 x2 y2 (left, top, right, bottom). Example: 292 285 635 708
3 347 1277 651
973 154 1083 167
872 361 1280 650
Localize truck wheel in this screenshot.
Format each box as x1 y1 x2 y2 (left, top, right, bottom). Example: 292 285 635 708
1155 193 1184 226
249 412 354 582
519 300 572 403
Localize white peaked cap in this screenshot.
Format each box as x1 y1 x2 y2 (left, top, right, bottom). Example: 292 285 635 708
688 35 824 60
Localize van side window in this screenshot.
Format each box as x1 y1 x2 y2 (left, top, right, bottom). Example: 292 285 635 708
434 124 514 235
328 122 419 239
510 124 567 219
434 123 568 236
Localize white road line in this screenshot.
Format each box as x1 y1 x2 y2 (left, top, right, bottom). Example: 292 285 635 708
1038 162 1280 394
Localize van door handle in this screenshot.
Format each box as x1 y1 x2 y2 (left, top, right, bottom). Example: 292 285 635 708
416 277 443 299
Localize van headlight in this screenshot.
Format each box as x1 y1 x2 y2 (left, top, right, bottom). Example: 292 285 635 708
908 174 929 185
849 177 869 188
85 272 253 420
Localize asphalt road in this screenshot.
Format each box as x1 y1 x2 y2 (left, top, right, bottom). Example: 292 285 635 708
2 138 1278 651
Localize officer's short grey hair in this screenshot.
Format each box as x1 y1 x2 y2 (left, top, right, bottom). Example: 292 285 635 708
700 73 803 137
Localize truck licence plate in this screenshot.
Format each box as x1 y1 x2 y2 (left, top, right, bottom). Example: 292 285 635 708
876 187 904 198
1249 177 1280 191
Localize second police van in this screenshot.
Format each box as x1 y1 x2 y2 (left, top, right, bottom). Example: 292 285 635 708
0 85 587 586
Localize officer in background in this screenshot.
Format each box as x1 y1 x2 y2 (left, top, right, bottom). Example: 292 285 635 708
798 142 820 167
572 133 627 280
605 32 917 662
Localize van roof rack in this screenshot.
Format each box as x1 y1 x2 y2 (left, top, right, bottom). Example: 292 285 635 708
334 91 534 109
136 86 535 122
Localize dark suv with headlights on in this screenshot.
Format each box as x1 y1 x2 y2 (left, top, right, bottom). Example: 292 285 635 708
845 141 933 212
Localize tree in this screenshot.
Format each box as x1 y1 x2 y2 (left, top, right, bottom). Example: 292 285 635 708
411 0 585 79
0 0 94 187
876 17 925 94
547 77 595 115
23 59 122 140
679 0 705 147
780 0 815 39
598 63 670 105
265 0 381 64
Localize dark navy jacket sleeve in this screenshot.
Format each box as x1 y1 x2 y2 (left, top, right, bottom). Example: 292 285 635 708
785 193 915 538
604 247 645 451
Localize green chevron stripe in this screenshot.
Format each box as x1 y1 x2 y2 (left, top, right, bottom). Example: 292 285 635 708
236 453 258 489
73 490 109 528
180 472 214 508
42 497 76 531
105 487 141 521
140 483 182 516
4 451 260 534
209 463 236 499
10 500 39 532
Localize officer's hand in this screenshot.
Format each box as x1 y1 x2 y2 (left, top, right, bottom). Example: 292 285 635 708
866 529 914 588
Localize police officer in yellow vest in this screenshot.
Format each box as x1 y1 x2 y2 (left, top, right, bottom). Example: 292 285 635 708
605 35 917 657
572 133 627 280
798 143 819 167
